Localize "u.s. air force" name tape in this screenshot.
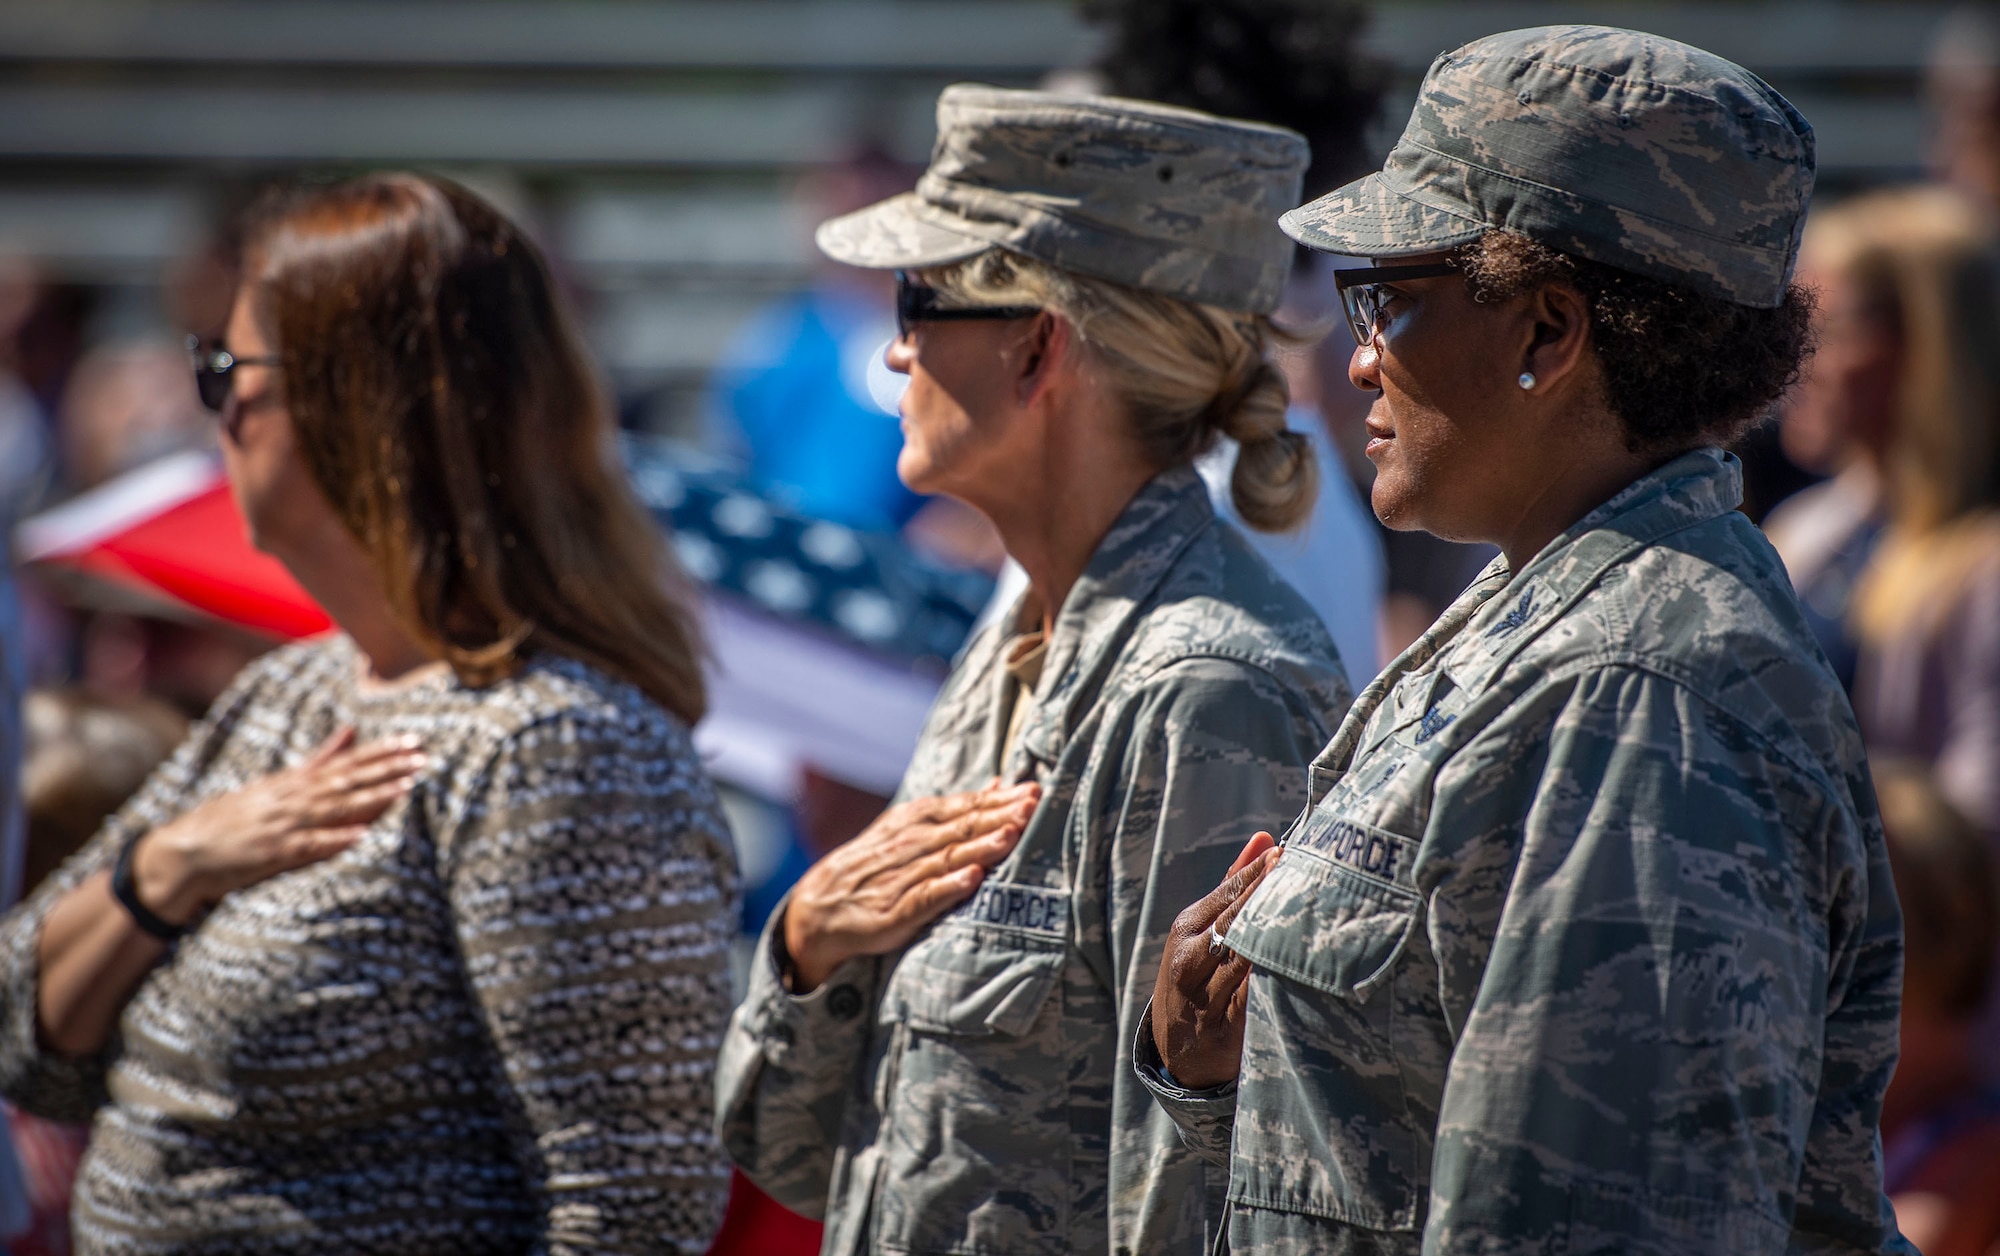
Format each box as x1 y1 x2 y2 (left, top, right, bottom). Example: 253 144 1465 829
948 880 1071 936
1294 817 1411 882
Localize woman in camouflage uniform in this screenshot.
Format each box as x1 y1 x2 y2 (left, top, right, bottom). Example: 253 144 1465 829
1145 25 1912 1256
715 85 1353 1255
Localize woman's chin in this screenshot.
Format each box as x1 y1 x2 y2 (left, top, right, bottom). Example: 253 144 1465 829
896 449 941 496
1369 478 1420 531
228 496 272 554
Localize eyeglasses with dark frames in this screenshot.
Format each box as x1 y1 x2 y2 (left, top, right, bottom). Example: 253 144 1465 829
187 334 283 413
1332 263 1460 346
895 271 1041 340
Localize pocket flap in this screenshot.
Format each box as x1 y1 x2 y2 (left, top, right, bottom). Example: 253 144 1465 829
1223 848 1420 1002
880 883 1070 1036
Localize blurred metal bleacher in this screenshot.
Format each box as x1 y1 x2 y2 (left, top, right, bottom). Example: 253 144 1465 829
0 0 1960 430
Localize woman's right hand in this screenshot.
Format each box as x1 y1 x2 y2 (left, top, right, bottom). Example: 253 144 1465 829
1151 831 1281 1090
781 780 1040 992
129 727 428 927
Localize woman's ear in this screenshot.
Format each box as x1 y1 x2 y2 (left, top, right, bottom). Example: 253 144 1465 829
1012 312 1073 409
1521 281 1592 395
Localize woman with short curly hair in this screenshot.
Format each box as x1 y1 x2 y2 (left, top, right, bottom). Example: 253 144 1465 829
1145 25 1909 1255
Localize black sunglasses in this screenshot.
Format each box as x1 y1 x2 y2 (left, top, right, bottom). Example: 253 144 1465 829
187 334 283 413
895 271 1041 340
1332 263 1459 346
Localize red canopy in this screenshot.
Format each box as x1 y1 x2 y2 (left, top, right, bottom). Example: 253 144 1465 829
17 451 329 637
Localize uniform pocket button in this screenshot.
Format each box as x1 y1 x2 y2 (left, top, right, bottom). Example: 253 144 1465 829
826 985 864 1021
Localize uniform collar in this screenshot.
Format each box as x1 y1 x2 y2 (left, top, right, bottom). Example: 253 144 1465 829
1519 445 1744 587
1012 467 1215 765
1308 448 1744 783
1445 448 1745 690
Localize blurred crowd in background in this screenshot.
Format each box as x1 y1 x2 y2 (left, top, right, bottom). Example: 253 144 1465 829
0 0 1998 1252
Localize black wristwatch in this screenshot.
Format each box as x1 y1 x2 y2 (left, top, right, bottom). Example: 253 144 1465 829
110 833 191 943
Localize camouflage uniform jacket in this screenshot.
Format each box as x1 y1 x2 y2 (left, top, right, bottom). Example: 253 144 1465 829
716 468 1351 1256
1138 450 1912 1255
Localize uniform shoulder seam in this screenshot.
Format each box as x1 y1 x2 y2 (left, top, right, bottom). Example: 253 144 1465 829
1531 653 1847 810
1126 644 1305 690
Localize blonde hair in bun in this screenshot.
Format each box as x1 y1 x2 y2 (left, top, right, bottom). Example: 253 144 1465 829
924 249 1318 533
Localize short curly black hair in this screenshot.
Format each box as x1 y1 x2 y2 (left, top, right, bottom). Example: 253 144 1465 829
1455 232 1818 454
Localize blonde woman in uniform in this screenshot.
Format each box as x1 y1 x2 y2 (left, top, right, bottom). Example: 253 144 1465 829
715 85 1353 1255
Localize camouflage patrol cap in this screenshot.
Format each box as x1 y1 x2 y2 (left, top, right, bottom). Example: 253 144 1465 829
1281 26 1815 308
817 84 1309 313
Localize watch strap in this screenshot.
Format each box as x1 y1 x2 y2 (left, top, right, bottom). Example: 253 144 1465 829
110 834 189 943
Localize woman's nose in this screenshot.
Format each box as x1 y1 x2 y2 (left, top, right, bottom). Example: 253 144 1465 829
1348 340 1383 393
867 338 912 415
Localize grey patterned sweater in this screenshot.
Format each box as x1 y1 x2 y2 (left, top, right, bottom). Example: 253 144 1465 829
0 636 740 1255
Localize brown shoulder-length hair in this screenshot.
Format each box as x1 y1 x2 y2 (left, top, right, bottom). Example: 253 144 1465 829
243 173 706 723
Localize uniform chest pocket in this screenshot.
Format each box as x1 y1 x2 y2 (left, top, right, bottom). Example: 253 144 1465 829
872 883 1073 1255
1227 826 1421 998
1221 839 1429 1234
878 894 1067 1038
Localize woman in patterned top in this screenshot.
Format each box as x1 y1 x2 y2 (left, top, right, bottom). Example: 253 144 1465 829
0 173 739 1254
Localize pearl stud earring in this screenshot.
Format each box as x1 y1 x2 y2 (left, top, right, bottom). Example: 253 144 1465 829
1518 372 1536 390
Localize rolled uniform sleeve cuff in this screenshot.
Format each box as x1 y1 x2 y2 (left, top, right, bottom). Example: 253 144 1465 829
739 906 877 1067
1132 999 1237 1168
